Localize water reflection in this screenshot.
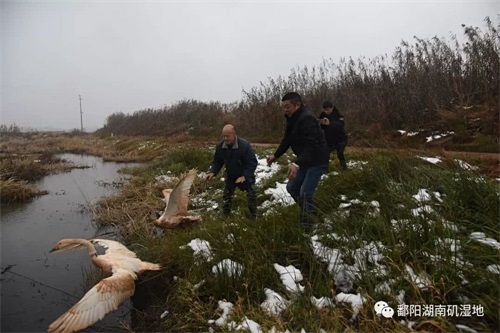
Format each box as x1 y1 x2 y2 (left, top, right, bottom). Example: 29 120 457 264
1 154 139 332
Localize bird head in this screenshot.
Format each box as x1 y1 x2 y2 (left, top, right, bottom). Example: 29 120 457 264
49 239 85 253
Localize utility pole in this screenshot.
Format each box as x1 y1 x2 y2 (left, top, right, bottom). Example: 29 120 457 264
79 94 84 132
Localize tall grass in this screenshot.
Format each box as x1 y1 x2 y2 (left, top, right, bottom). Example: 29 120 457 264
92 146 499 332
0 179 43 203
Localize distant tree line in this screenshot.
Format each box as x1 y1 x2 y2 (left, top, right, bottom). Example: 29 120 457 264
0 123 21 134
97 18 499 142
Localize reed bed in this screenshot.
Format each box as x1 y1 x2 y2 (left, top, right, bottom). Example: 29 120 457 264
0 179 45 203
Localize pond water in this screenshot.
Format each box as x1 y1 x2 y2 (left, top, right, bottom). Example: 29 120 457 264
1 154 141 332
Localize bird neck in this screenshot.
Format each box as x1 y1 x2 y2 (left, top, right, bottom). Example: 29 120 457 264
68 238 97 257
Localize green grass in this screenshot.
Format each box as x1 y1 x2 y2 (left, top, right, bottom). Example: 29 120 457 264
92 146 499 332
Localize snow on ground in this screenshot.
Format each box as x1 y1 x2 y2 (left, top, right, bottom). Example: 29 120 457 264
426 131 454 143
208 300 234 326
335 292 366 320
261 181 295 216
310 296 335 309
398 130 420 136
487 265 500 274
263 182 294 205
260 288 289 315
180 238 213 260
469 232 500 250
417 156 442 164
212 259 243 277
411 205 434 217
413 188 443 203
273 263 305 293
346 160 368 169
455 159 479 171
405 265 432 290
255 158 280 184
155 173 178 184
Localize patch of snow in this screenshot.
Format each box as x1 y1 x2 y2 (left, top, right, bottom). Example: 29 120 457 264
208 300 234 326
212 259 243 277
455 159 479 171
487 264 500 274
411 205 434 217
180 239 213 260
311 296 335 309
335 292 366 319
417 156 442 164
155 174 178 183
398 130 420 136
255 158 280 184
235 317 262 333
470 232 500 250
347 160 368 169
261 288 289 315
426 131 454 143
273 263 305 293
396 290 406 305
405 265 431 290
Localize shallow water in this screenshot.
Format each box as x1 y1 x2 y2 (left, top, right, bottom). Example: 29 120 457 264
1 154 139 332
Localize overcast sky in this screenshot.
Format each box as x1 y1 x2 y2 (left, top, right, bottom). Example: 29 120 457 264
2 1 497 131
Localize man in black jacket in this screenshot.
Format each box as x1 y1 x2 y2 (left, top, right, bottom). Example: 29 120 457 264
319 100 348 170
206 124 258 219
267 92 330 231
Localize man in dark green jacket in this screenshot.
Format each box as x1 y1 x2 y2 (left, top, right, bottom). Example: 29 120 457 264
206 124 258 219
267 92 330 231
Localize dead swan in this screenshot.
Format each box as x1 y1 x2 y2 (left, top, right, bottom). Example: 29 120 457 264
155 169 202 228
48 238 160 333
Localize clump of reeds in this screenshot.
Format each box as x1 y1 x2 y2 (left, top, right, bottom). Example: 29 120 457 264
0 179 43 203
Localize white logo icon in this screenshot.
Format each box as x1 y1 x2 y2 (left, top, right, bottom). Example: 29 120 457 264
374 300 394 318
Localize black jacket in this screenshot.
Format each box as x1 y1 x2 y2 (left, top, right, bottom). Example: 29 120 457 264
274 106 330 167
319 111 347 146
209 137 258 182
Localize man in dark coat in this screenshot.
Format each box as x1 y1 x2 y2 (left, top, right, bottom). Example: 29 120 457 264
267 92 330 231
319 100 348 170
206 124 258 219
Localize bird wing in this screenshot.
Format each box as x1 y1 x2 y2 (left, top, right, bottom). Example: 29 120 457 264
164 169 197 217
48 269 136 333
162 189 173 206
90 239 137 258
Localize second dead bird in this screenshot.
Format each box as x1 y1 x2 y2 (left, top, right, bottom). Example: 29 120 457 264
155 169 202 229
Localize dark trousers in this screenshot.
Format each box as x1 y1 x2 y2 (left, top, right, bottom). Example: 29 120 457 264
223 179 257 219
329 141 347 170
286 163 328 231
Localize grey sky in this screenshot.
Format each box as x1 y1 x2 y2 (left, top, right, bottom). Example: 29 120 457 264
2 1 497 131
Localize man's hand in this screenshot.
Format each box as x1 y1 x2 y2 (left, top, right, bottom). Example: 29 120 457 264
205 172 215 180
267 154 276 166
235 176 246 184
287 163 299 180
321 118 330 125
